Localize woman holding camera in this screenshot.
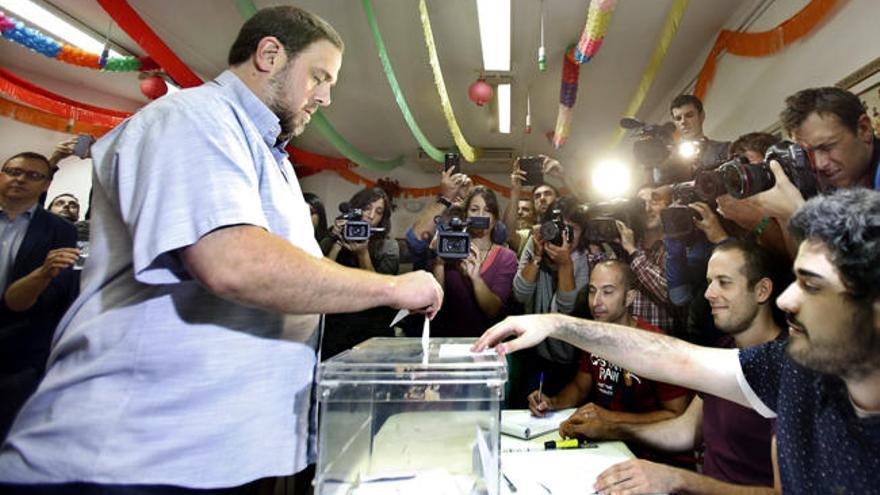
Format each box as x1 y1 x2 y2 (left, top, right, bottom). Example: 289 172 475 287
430 186 517 337
319 187 399 358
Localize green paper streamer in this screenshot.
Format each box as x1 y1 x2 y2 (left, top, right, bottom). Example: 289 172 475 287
234 0 258 20
362 0 443 162
310 111 404 171
234 0 403 171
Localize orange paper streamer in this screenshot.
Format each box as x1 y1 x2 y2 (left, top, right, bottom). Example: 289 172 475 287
694 0 839 100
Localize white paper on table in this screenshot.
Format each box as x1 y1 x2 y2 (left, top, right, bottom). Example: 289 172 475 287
502 448 632 494
500 408 577 440
438 344 496 359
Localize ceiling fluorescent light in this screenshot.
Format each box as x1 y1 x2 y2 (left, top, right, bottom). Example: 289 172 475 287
497 83 510 134
476 0 510 71
0 0 121 57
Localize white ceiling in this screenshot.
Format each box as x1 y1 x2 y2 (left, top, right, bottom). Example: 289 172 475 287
0 0 754 173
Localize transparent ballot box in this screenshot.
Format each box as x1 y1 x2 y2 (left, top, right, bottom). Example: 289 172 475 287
315 337 507 495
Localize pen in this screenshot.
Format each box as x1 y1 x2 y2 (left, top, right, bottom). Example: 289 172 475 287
501 470 517 492
537 372 544 405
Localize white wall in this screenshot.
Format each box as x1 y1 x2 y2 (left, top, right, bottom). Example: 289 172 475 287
645 0 879 141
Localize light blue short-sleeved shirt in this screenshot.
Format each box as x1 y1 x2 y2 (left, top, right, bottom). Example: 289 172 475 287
0 71 324 488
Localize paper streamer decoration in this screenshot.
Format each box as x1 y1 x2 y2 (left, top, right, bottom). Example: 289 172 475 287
0 68 131 125
551 0 618 148
418 0 480 163
310 111 403 171
608 0 689 148
0 10 151 72
362 0 444 162
694 0 838 100
552 47 580 148
574 0 618 63
0 96 113 136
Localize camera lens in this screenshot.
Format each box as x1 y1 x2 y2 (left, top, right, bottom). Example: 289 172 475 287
694 169 724 202
719 161 775 199
540 222 560 245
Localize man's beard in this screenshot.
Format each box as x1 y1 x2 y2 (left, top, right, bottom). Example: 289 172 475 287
265 65 300 141
785 304 880 380
716 303 759 336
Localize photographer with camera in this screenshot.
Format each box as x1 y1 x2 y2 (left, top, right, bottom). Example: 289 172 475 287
320 186 399 358
729 88 880 258
670 95 730 175
502 155 568 255
509 197 596 402
428 186 517 337
405 167 473 271
606 187 678 335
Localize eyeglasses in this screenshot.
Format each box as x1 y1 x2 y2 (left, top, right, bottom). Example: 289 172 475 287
1 166 50 182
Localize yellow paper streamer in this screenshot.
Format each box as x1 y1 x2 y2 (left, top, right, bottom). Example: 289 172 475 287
418 0 480 162
608 0 690 148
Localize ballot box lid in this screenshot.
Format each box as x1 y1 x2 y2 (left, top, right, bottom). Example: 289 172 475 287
317 337 507 385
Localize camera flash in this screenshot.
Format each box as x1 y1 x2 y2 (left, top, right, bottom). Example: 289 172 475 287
677 141 699 159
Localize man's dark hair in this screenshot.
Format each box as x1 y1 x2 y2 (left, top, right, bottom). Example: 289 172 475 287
713 240 781 289
47 193 79 208
303 192 328 241
4 152 55 176
729 132 780 159
780 87 866 134
670 94 704 115
228 6 344 66
789 188 880 301
712 240 791 328
594 259 636 292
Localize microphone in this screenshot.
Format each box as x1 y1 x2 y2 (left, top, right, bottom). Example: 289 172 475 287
338 202 351 213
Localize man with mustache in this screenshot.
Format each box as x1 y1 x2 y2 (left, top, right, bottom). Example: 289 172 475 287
473 188 880 493
0 6 442 494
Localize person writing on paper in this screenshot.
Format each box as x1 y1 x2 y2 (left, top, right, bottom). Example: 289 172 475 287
474 189 880 494
527 261 690 430
568 241 787 494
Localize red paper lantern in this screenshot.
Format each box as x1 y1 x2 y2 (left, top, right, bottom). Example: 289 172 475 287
468 78 493 106
140 74 168 100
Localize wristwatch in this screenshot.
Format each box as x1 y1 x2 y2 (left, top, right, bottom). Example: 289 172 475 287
436 196 452 208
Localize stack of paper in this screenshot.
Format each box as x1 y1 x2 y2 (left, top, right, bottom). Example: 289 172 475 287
500 408 577 440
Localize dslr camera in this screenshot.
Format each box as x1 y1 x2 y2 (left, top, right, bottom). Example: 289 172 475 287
539 203 573 247
336 203 384 242
434 216 490 259
716 141 820 200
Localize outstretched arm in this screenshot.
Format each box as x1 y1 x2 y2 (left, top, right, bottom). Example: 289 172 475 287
473 314 748 407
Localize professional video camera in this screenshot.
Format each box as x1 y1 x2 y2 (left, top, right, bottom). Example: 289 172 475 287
434 216 490 259
621 118 698 185
336 202 385 242
538 202 573 247
716 141 820 200
584 198 645 243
